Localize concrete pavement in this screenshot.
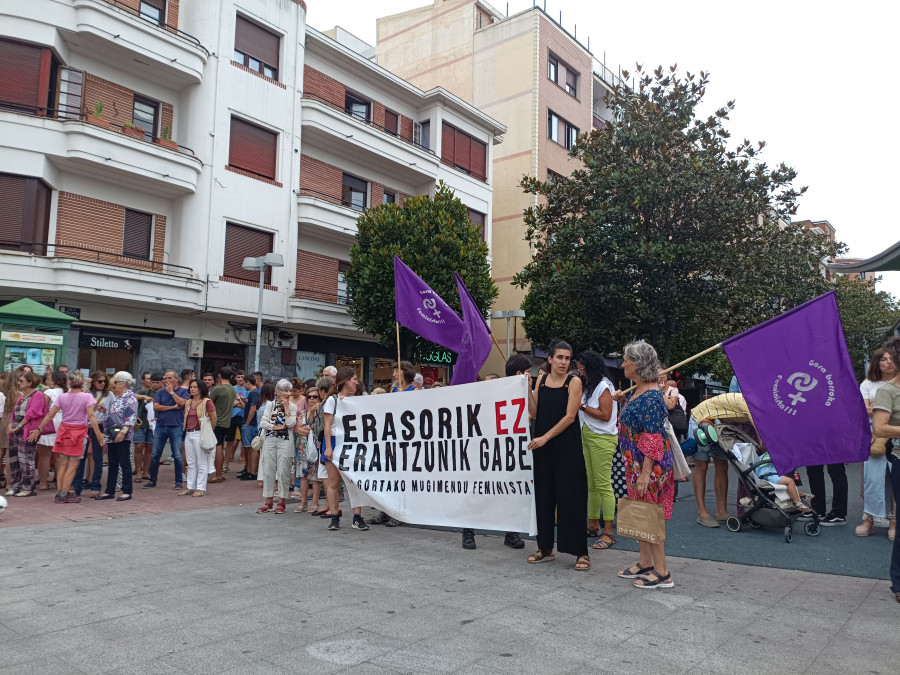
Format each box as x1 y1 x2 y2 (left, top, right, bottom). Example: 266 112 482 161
1 498 896 674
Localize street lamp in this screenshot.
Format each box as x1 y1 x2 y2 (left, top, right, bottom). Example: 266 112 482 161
242 252 285 372
490 309 526 358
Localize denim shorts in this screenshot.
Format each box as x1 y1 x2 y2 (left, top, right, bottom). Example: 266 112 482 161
133 427 154 444
241 425 258 448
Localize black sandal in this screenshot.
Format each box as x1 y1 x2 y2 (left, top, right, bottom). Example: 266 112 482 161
618 563 653 579
634 571 674 589
586 527 601 537
592 534 617 550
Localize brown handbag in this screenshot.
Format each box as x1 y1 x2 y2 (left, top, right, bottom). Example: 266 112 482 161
870 436 888 458
616 497 666 544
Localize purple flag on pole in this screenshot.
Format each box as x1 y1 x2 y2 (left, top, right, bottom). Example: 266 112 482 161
722 291 870 475
450 273 493 385
394 256 464 352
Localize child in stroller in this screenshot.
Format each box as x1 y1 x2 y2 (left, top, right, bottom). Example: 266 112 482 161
752 452 813 515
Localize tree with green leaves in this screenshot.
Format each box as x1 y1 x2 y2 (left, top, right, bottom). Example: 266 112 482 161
346 182 497 359
832 275 900 378
515 65 841 366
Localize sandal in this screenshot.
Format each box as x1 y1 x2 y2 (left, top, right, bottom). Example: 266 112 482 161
592 534 617 550
310 507 328 516
574 555 591 571
274 503 285 514
634 571 674 589
295 504 309 513
526 550 556 564
618 563 654 579
586 527 601 537
257 503 274 513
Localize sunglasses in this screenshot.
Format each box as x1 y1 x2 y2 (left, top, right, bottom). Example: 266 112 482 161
96 379 107 383
307 394 320 400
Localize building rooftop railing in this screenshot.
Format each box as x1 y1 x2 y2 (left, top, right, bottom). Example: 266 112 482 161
301 91 435 156
99 0 209 55
593 59 630 92
0 240 194 276
0 101 198 158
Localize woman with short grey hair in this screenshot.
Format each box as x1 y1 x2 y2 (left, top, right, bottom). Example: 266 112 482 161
256 379 297 514
613 340 675 588
96 371 138 501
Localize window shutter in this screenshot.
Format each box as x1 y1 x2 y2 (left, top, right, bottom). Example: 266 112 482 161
0 173 50 254
123 209 152 259
566 68 577 95
0 39 43 111
229 117 277 180
470 140 486 179
0 173 26 248
441 123 455 165
234 16 279 70
224 223 274 284
454 131 471 172
385 110 398 134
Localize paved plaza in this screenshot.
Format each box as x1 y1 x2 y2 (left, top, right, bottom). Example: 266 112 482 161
1 464 897 675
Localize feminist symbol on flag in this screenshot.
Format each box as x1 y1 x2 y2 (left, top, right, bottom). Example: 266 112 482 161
786 372 819 406
423 297 441 319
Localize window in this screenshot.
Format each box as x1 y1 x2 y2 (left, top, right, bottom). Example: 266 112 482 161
139 0 165 25
547 111 559 143
342 173 367 211
417 120 430 149
546 169 563 184
234 15 280 80
345 93 370 121
223 223 274 284
467 208 485 240
548 54 558 83
337 261 350 304
566 68 578 97
441 123 487 180
57 67 83 119
565 122 579 150
383 191 396 205
384 110 399 135
133 95 158 141
0 173 51 254
229 117 277 181
123 209 152 259
0 38 49 114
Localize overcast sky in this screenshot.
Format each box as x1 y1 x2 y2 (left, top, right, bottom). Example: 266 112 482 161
307 0 900 297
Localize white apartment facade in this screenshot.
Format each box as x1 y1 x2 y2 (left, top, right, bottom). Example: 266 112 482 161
0 0 505 386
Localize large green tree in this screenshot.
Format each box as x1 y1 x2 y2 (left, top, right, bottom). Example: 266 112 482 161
346 182 497 359
833 275 900 378
515 65 841 365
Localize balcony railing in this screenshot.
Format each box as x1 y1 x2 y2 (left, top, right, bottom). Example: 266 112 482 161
295 286 352 305
98 0 209 55
0 101 197 157
297 187 366 213
439 158 487 183
302 91 435 156
0 239 194 276
592 59 629 92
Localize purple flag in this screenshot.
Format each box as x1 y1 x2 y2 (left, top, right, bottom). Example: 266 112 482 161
722 291 870 474
394 256 464 352
450 273 492 385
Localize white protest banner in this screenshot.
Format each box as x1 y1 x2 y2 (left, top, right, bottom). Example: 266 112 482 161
330 376 536 535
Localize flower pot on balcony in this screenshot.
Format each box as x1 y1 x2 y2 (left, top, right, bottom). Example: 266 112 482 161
121 125 146 140
85 115 111 129
154 137 178 151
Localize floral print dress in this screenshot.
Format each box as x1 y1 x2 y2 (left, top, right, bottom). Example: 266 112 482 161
618 389 674 520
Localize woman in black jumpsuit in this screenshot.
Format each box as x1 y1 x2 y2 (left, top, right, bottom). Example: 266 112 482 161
528 340 590 570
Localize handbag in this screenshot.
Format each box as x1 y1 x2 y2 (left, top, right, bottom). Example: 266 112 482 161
665 419 691 481
251 401 270 451
616 496 666 543
198 399 216 452
303 430 319 463
870 435 889 458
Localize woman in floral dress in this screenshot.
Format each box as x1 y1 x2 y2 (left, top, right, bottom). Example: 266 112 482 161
614 340 675 589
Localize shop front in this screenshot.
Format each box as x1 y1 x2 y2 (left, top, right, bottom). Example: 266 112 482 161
0 298 74 372
295 333 395 391
412 346 455 386
72 320 173 376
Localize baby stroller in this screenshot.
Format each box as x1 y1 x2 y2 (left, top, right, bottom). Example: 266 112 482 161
694 422 821 543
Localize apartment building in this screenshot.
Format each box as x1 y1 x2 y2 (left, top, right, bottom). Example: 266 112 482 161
376 0 624 369
0 0 504 386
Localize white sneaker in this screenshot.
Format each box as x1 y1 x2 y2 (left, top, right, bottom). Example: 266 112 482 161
4 489 15 496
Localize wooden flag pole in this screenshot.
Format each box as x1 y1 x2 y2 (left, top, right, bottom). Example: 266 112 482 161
621 342 723 394
490 334 507 362
395 322 404 390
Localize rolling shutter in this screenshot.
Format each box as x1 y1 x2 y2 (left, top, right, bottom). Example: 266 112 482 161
0 173 50 254
123 209 152 259
384 110 398 134
234 16 279 70
454 131 471 172
470 140 486 179
223 222 273 284
0 39 43 111
229 117 277 180
0 173 26 249
441 123 455 165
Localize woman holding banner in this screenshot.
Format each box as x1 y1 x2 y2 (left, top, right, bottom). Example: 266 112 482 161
614 340 675 589
527 340 590 571
322 367 368 532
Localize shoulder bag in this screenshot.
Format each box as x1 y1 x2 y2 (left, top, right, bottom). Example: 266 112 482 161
198 399 217 452
251 401 271 451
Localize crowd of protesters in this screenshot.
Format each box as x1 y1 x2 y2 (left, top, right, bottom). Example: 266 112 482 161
2 334 899 598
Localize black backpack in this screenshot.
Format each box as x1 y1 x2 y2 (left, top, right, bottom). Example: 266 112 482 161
668 403 689 437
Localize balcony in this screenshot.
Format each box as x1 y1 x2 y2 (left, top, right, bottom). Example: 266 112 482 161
1 107 202 196
297 188 362 243
301 93 438 184
58 0 208 88
289 290 355 333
